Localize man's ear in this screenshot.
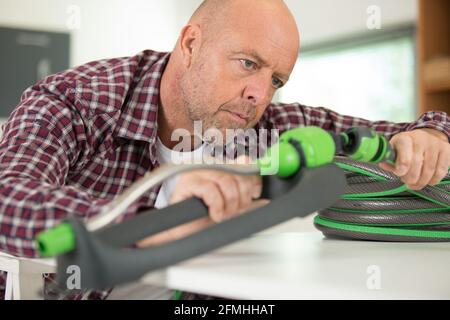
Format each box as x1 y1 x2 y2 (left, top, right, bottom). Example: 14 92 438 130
179 24 202 69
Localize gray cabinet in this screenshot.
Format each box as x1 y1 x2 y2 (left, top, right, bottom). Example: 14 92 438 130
0 27 70 117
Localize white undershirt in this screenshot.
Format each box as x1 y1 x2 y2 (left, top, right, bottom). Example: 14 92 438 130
154 137 205 209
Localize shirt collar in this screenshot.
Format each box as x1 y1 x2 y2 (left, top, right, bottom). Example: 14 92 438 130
115 51 170 145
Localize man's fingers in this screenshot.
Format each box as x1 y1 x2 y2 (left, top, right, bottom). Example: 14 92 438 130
412 148 439 189
170 179 226 223
391 134 427 189
214 174 241 217
235 155 263 198
233 155 263 201
429 149 450 185
137 217 212 247
402 150 425 189
141 172 267 249
381 131 450 190
234 174 263 204
193 181 226 223
165 217 212 242
233 175 252 208
250 175 263 199
206 169 261 219
236 199 270 215
210 173 262 218
229 174 262 200
378 162 395 173
391 135 413 176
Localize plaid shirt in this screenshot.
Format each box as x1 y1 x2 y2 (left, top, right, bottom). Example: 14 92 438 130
0 49 449 299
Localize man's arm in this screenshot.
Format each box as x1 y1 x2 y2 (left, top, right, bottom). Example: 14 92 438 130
266 103 450 141
0 84 136 259
264 103 450 190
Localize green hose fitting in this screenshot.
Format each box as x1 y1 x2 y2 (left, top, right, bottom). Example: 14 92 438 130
36 222 76 257
282 127 336 168
258 141 300 177
342 127 395 164
258 126 336 177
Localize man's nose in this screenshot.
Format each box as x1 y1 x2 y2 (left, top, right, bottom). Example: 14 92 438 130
242 73 273 105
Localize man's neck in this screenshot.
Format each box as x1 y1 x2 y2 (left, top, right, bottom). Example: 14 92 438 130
158 55 198 151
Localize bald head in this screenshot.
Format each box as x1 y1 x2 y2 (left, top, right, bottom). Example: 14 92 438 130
159 0 301 144
190 0 299 51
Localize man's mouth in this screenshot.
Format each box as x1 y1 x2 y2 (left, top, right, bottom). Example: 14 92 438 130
224 110 250 124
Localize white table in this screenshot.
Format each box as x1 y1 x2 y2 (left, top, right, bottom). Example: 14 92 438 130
142 216 450 300
3 215 450 299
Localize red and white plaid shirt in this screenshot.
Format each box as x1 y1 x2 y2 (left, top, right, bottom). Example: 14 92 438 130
0 50 449 299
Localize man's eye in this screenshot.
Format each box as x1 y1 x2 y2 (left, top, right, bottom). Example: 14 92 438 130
240 59 257 70
272 77 283 89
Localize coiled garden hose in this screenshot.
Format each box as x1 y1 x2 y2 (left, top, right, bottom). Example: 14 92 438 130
315 157 450 242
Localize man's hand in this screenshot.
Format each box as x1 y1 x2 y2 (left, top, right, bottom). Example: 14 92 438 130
137 165 265 247
379 128 450 190
170 168 263 221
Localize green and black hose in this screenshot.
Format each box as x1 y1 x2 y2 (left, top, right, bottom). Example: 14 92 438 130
259 125 450 242
315 157 450 242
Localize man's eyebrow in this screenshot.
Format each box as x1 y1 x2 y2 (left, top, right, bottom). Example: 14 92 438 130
231 50 290 82
232 50 269 67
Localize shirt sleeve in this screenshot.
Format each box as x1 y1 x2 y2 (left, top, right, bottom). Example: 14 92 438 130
263 102 450 142
0 82 139 259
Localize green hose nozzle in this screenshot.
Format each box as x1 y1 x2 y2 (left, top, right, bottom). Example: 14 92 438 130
258 126 336 177
258 126 394 178
36 222 76 257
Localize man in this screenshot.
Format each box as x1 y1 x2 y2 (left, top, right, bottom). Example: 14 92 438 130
0 0 449 299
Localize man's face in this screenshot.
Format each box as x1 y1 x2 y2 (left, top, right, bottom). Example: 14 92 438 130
179 13 299 134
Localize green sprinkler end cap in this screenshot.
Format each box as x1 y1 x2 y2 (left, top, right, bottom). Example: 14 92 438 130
36 223 76 257
257 142 301 177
